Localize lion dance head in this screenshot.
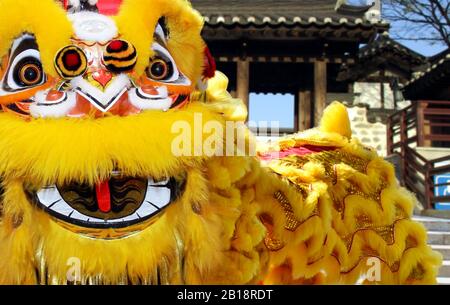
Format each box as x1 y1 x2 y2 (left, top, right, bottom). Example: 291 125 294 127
0 0 254 285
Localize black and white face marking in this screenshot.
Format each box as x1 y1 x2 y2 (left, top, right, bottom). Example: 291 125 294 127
147 22 191 86
0 34 47 95
128 20 191 110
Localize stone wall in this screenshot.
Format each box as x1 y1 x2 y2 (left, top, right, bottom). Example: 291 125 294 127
327 82 412 157
354 82 395 109
327 90 390 157
347 106 388 156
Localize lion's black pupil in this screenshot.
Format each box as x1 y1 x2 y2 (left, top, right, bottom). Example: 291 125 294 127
24 67 38 82
151 62 166 77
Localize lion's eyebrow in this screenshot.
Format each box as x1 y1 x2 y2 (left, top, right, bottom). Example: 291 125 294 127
158 17 169 38
10 34 39 59
154 17 169 45
154 26 166 45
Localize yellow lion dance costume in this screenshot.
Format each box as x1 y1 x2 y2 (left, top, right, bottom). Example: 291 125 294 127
0 0 442 285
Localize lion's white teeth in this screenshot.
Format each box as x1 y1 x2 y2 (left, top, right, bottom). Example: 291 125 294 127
51 200 75 217
70 210 91 222
137 202 159 215
145 186 171 208
37 188 62 207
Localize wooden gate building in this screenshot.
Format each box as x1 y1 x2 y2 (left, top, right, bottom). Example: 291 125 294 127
191 0 388 130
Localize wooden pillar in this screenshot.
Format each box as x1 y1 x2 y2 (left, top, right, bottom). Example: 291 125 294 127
298 90 312 131
314 59 327 126
237 58 250 118
417 101 431 147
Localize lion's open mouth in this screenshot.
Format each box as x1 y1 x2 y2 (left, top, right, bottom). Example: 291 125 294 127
29 173 186 229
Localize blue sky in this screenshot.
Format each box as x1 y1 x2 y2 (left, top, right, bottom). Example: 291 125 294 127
249 93 295 129
399 40 447 57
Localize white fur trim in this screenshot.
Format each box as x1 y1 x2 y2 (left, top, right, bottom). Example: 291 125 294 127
69 12 118 42
30 91 77 118
128 86 173 111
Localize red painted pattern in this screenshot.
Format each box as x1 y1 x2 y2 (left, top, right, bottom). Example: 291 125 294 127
97 0 123 15
63 0 123 16
64 53 81 68
258 145 337 161
108 40 124 51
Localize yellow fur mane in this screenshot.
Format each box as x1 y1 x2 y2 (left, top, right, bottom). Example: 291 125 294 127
0 0 72 77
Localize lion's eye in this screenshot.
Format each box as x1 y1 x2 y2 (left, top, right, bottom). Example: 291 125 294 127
147 58 171 81
0 34 47 92
15 60 43 86
144 43 190 86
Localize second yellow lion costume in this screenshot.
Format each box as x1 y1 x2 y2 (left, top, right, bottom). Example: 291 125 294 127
0 0 442 284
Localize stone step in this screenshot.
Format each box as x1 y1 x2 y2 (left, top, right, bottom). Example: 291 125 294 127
427 231 450 245
437 277 450 285
439 261 450 278
413 216 450 232
432 245 450 260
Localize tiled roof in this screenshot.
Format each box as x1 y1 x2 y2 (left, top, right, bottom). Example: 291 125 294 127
190 0 388 28
337 34 427 82
360 34 426 66
403 48 450 99
403 49 450 100
405 49 450 86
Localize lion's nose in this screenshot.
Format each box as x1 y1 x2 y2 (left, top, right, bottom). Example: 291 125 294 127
92 69 113 88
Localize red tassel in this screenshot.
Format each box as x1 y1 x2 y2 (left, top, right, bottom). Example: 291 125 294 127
203 46 216 79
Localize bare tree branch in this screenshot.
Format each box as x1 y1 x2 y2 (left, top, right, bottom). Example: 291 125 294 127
382 0 450 47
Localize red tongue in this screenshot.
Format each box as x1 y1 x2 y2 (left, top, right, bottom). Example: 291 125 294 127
95 181 111 213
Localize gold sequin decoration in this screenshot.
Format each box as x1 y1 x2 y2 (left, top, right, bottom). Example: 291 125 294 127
260 213 286 252
274 191 301 232
343 224 396 252
346 181 387 209
278 150 369 185
355 215 372 230
293 183 309 198
264 236 285 252
373 225 395 245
